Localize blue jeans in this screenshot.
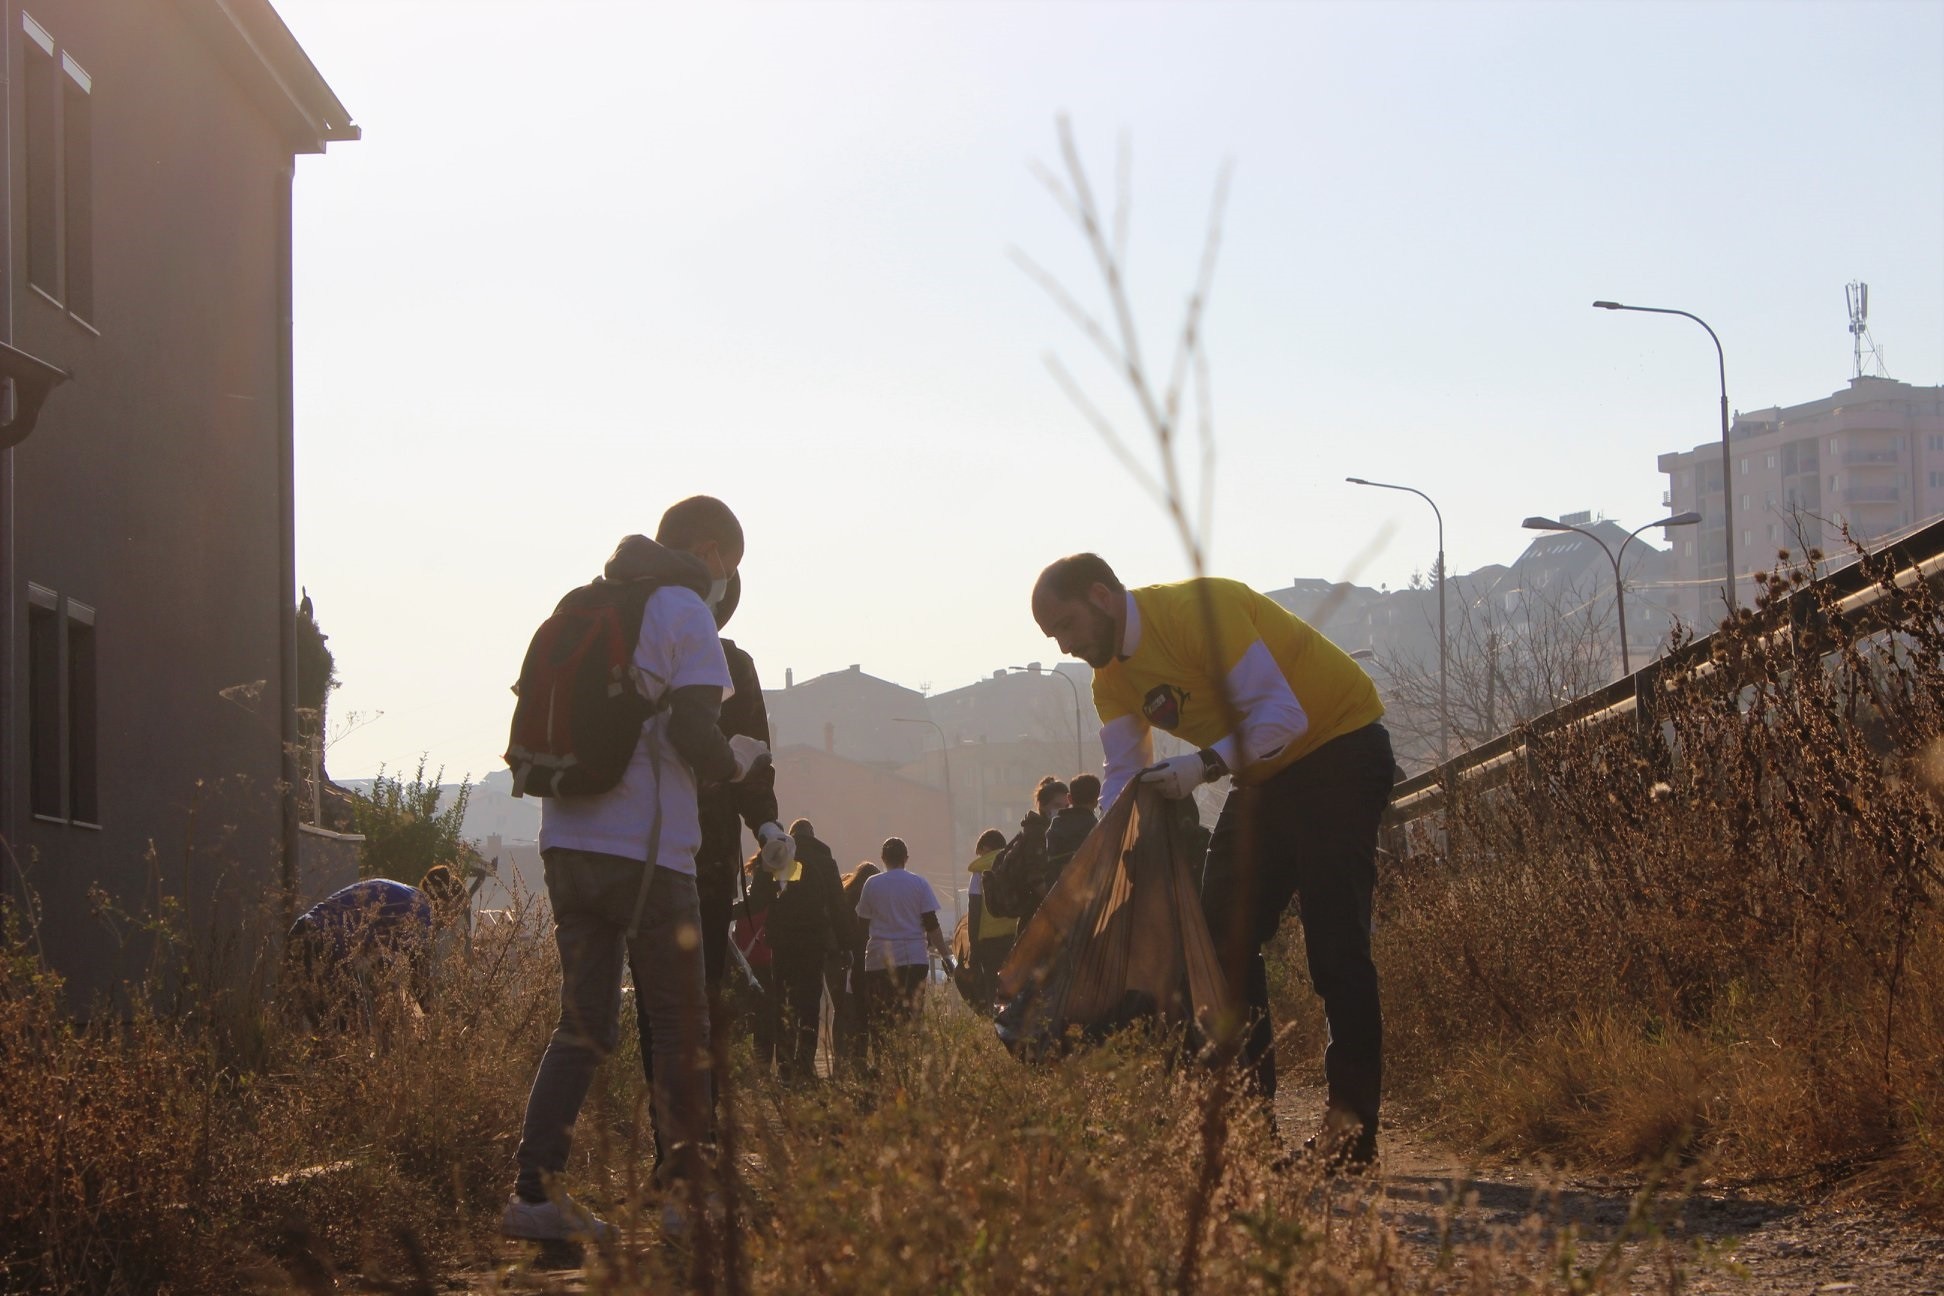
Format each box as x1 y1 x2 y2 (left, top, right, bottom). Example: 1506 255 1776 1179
514 849 710 1199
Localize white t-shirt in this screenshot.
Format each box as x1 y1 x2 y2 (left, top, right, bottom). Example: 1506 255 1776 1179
855 867 939 971
538 585 733 873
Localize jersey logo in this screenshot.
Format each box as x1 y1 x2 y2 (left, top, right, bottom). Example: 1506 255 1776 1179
1142 683 1187 730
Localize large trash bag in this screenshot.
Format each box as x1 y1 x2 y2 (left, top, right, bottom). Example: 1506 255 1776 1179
993 784 1233 1060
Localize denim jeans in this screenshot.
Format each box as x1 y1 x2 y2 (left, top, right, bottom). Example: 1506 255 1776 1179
1199 721 1395 1129
514 848 710 1199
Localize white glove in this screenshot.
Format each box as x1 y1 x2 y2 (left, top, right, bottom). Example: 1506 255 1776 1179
756 821 795 877
727 734 770 783
1140 751 1215 800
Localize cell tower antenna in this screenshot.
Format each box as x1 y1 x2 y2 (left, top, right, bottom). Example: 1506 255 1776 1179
1846 281 1889 379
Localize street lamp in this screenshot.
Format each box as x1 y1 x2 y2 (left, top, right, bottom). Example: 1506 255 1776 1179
1593 300 1736 613
893 715 957 863
1522 511 1701 675
1347 476 1448 761
1009 664 1086 773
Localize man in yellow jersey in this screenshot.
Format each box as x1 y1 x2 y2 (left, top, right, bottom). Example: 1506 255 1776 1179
1031 552 1395 1168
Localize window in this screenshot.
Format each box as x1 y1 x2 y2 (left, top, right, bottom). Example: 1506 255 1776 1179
66 606 97 823
62 55 92 320
1766 454 1777 470
1740 457 1749 475
20 13 93 323
23 17 56 295
27 590 59 819
1830 474 1841 492
1929 435 1944 453
1931 471 1944 490
25 585 98 825
1683 540 1693 558
1741 494 1751 511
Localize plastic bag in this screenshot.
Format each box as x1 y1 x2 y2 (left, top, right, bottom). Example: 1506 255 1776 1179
993 784 1233 1060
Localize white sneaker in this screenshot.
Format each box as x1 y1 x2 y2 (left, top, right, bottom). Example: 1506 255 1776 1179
501 1192 615 1244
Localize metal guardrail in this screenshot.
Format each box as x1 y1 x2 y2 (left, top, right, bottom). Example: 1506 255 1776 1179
1383 513 1944 828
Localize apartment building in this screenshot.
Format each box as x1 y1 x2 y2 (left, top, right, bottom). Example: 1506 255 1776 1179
1659 376 1944 625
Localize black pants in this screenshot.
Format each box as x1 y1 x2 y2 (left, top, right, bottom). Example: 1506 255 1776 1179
970 934 1015 1016
764 946 827 1080
634 861 738 1169
864 964 928 1057
1199 721 1394 1129
825 952 864 1073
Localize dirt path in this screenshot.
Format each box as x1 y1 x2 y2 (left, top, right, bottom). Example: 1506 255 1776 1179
1277 1086 1944 1294
459 1084 1944 1292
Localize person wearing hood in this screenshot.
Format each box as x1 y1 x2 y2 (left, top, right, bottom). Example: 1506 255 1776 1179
504 496 771 1246
632 507 792 1155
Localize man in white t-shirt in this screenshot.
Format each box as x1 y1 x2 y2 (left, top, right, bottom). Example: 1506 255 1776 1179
854 837 954 1044
504 497 769 1246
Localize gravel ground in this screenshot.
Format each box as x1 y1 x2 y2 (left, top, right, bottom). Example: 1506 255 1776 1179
1279 1085 1944 1294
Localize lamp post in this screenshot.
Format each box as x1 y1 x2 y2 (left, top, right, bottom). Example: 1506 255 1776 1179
1347 476 1447 761
1593 301 1736 614
893 715 956 870
1009 664 1086 773
1522 511 1701 675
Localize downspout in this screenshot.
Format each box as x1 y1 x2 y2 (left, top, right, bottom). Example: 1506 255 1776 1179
274 163 298 921
1 0 17 882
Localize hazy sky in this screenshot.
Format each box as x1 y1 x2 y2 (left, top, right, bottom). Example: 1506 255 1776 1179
276 0 1944 783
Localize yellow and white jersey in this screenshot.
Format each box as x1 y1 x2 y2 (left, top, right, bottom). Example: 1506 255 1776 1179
1093 578 1383 804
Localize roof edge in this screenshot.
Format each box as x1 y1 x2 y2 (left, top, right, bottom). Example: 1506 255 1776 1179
189 0 359 153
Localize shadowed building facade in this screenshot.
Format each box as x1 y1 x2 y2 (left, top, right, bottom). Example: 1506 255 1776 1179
0 0 354 1003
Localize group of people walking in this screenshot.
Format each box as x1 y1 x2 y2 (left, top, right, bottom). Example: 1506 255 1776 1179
474 494 1394 1245
738 827 954 1081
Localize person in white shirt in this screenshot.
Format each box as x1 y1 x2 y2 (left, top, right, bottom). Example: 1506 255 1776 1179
854 837 953 1046
503 498 769 1246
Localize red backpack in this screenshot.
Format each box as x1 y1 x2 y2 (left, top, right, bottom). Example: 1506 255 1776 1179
504 577 692 798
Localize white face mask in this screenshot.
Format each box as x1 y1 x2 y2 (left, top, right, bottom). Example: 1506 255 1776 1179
697 543 731 608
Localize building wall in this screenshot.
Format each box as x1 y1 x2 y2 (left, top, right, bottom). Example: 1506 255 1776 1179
764 664 930 767
1661 377 1944 626
770 746 956 921
5 0 298 1000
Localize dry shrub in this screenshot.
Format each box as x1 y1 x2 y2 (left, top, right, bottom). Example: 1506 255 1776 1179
1358 545 1944 1212
0 875 562 1292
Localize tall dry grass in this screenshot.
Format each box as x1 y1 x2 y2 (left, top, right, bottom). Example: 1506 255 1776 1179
0 877 562 1293
1353 546 1944 1212
0 866 1728 1292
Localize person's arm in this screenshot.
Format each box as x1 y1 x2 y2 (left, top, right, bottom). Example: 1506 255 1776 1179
647 589 740 780
1141 590 1314 798
1098 714 1154 807
1205 639 1309 774
920 911 953 964
667 685 736 782
722 645 782 831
